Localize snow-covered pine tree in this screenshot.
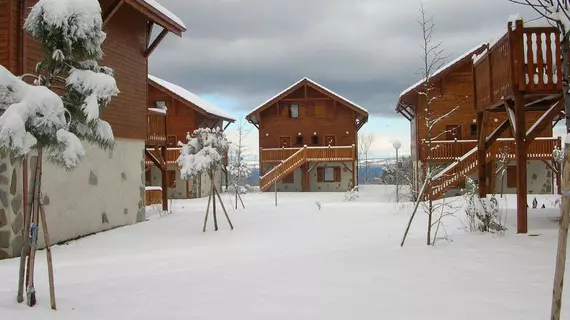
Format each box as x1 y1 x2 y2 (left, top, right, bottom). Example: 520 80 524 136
0 0 119 168
177 127 234 231
0 0 119 309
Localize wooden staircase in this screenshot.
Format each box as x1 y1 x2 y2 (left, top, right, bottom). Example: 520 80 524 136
259 145 355 191
428 137 560 199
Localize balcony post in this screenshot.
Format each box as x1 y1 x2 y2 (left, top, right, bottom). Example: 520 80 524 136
514 91 528 233
477 111 487 198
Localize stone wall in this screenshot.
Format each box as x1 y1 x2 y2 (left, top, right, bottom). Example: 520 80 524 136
1 138 146 260
263 162 354 192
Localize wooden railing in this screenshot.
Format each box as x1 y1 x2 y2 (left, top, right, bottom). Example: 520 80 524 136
145 148 181 166
421 137 559 162
473 20 561 111
260 147 307 190
147 109 167 146
259 145 356 191
260 147 298 163
426 137 560 198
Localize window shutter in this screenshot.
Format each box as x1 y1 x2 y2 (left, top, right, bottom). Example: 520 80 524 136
317 167 324 182
507 166 517 188
334 167 341 182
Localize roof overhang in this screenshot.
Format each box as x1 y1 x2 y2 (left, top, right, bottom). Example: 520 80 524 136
246 77 369 125
125 0 186 36
395 43 488 120
148 78 236 124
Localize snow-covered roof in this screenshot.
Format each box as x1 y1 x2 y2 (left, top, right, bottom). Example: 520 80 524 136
148 75 236 122
398 43 488 99
248 77 369 118
141 0 185 29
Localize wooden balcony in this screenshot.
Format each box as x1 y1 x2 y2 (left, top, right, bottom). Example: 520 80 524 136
421 137 560 163
147 109 167 146
260 146 356 163
473 20 562 111
145 148 180 167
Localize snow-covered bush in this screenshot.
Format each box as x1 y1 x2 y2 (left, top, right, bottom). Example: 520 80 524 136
553 145 564 165
344 186 359 201
0 0 118 169
463 178 506 234
177 127 230 180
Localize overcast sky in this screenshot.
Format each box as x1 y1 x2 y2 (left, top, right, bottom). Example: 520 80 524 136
148 0 556 160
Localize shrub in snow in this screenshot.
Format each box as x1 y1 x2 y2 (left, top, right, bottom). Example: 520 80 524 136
463 178 506 234
553 145 563 165
344 186 359 201
0 0 118 169
177 127 230 181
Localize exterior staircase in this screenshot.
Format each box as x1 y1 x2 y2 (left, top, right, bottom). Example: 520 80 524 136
428 137 560 199
259 145 355 191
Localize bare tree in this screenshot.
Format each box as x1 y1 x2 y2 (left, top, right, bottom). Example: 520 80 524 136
228 117 252 209
505 2 570 318
400 4 462 247
358 133 374 184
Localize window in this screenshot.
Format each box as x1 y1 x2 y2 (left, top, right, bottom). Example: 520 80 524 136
311 135 319 145
283 172 294 183
470 124 477 137
289 104 299 118
317 167 341 182
324 167 335 182
167 170 176 188
507 166 517 188
296 136 304 145
167 135 177 147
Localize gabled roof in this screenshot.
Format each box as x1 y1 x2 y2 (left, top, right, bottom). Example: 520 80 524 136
125 0 186 36
246 77 369 124
395 43 488 117
148 75 236 123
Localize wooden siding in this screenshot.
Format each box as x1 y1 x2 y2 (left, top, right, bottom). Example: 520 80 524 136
8 0 151 140
413 62 552 162
148 84 214 146
258 85 358 151
0 0 9 69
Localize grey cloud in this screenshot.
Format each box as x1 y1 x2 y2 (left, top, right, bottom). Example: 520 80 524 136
149 0 537 117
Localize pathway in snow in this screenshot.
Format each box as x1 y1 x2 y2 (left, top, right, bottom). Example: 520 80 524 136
0 186 566 319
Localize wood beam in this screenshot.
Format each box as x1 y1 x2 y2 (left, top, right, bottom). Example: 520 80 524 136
146 21 154 48
103 0 124 26
477 111 488 198
514 92 528 234
223 122 231 131
145 149 164 170
485 119 509 149
543 159 560 176
160 146 169 211
505 101 517 136
525 99 561 143
145 28 168 58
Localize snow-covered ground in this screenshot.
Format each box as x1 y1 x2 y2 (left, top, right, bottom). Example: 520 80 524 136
0 185 567 319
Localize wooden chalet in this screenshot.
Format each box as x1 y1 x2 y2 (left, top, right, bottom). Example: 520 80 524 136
0 0 185 257
396 20 564 233
246 78 369 192
145 75 236 202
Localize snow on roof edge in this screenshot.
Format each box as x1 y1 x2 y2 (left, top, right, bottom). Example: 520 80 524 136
248 77 369 117
398 43 488 99
148 75 236 122
141 0 186 30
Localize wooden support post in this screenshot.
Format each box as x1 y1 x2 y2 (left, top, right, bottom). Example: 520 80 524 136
477 111 487 198
514 93 528 233
352 144 357 188
161 147 168 212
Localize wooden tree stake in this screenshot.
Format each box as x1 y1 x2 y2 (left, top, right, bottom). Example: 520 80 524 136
214 186 234 230
202 191 212 232
39 202 56 310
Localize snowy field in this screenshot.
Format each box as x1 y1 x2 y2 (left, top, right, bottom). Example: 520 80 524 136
0 185 568 319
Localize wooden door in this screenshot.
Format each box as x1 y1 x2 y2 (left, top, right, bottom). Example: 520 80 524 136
279 136 291 147
324 135 336 146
